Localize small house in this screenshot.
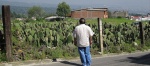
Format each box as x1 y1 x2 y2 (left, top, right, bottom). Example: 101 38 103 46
71 8 108 19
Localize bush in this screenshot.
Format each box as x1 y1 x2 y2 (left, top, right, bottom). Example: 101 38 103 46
51 48 63 59
117 16 122 19
0 52 6 62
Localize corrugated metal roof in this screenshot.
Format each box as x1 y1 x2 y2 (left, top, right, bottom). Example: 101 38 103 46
72 8 108 11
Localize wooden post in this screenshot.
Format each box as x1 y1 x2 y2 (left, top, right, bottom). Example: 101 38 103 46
98 18 103 54
139 22 145 46
2 5 13 62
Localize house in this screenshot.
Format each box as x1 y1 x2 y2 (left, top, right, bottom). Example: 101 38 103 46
112 11 128 18
130 16 150 21
71 8 108 19
130 16 142 21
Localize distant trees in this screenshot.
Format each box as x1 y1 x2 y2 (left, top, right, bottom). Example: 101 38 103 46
56 2 71 17
129 13 142 16
11 12 27 18
27 6 46 19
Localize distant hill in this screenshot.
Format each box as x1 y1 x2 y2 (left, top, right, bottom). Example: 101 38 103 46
0 1 57 15
0 0 149 15
0 6 56 15
10 6 56 14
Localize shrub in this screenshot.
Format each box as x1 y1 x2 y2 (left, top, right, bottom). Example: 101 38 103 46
0 52 6 62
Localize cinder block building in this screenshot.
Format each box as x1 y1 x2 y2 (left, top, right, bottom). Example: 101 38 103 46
112 11 129 18
71 8 108 19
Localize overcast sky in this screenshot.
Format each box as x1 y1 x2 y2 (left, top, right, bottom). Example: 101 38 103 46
2 0 150 14
4 0 150 7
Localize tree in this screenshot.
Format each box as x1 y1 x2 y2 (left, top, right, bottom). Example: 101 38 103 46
28 6 46 19
56 2 71 17
11 12 26 18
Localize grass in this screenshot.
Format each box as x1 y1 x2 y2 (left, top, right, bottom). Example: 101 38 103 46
10 17 134 26
0 20 1 22
102 18 134 25
62 18 134 25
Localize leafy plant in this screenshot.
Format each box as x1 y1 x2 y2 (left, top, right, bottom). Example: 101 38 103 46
0 52 6 62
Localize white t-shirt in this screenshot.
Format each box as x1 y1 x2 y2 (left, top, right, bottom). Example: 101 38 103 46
73 24 94 47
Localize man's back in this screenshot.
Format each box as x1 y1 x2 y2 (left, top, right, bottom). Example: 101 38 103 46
73 24 94 47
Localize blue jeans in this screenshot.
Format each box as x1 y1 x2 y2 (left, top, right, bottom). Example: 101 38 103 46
78 46 91 66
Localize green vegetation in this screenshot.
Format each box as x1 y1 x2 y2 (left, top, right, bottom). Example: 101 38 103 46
0 18 150 62
28 6 46 19
56 2 71 17
0 52 6 62
102 18 134 25
82 18 134 25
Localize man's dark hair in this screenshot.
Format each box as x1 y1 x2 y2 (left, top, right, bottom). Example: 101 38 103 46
79 18 85 24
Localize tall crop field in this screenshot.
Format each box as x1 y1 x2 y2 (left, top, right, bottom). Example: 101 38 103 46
0 18 150 61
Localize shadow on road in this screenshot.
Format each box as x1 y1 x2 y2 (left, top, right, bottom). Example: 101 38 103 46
60 61 82 66
128 53 150 65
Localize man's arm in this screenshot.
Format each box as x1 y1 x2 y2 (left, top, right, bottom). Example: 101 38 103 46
74 38 77 46
89 36 93 45
88 26 94 46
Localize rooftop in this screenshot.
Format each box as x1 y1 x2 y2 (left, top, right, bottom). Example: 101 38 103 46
72 8 108 11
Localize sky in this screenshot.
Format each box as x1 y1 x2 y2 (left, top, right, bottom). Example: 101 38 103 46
4 0 150 5
2 0 150 14
4 0 150 7
4 0 150 9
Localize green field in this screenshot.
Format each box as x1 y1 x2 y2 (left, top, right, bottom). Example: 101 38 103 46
1 17 150 61
63 18 134 25
102 18 134 24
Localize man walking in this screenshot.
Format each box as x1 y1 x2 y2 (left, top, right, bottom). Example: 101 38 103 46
73 18 94 66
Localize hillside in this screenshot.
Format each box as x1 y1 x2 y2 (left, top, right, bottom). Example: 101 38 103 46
0 0 149 15
0 6 56 15
0 1 56 15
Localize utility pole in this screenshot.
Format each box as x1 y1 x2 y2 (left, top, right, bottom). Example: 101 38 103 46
2 5 13 62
